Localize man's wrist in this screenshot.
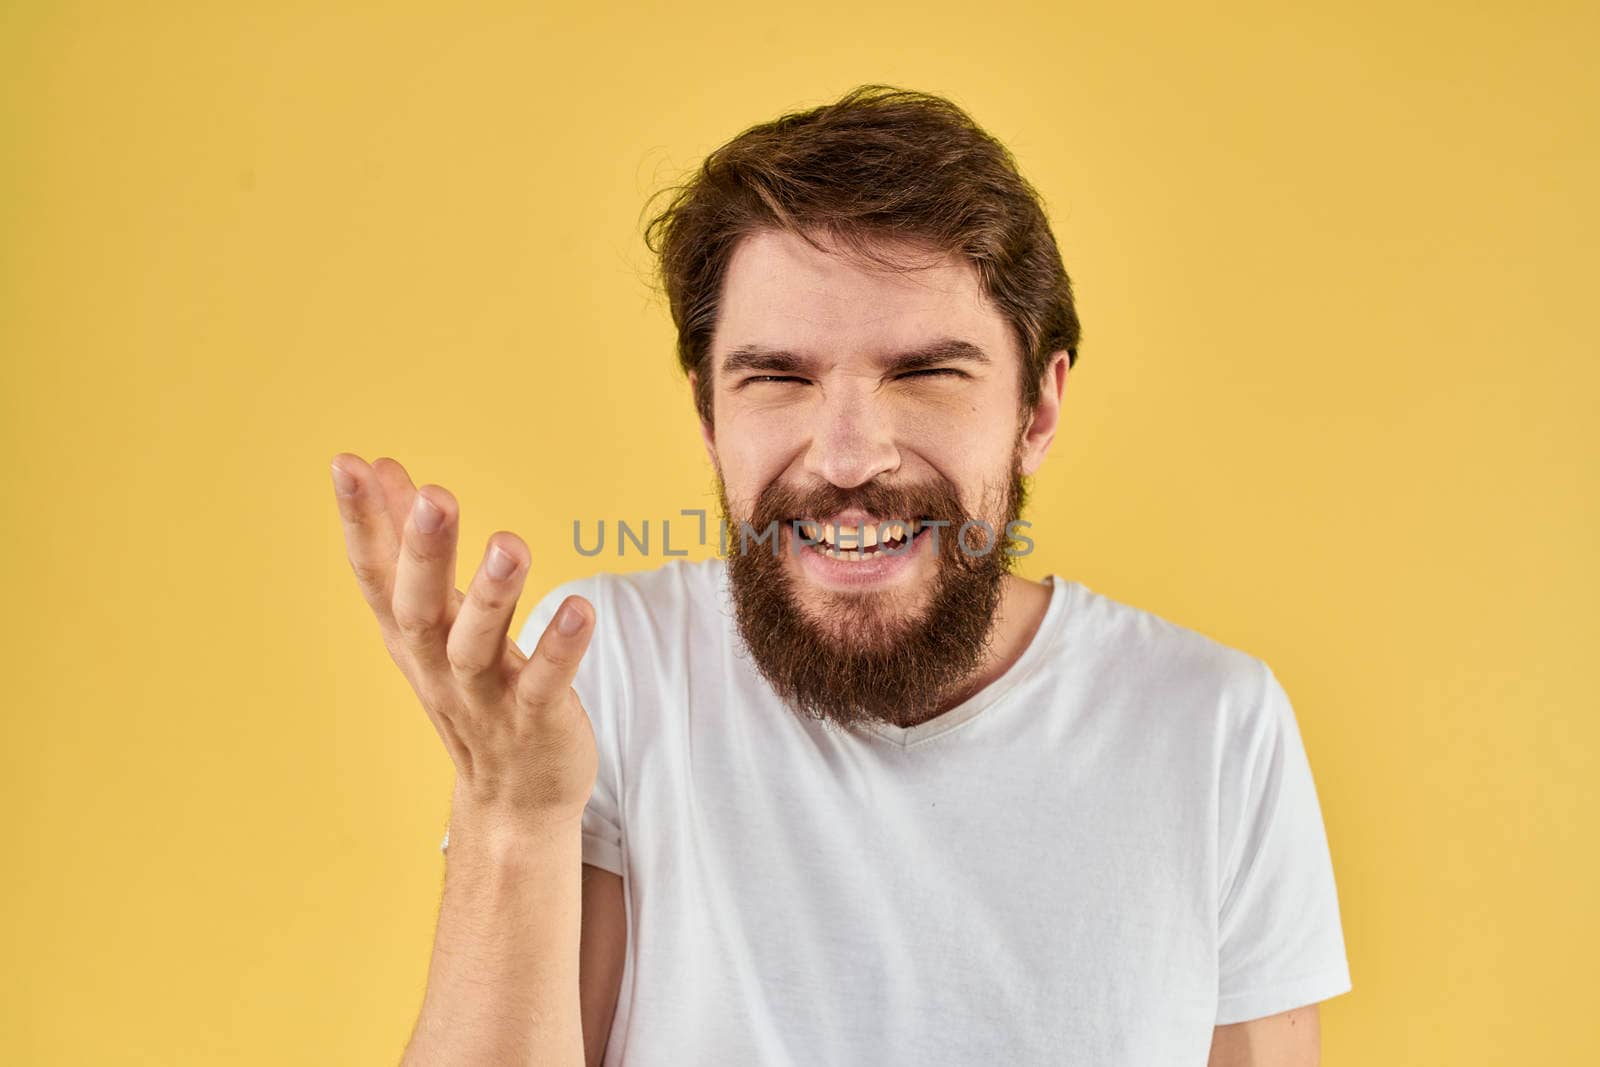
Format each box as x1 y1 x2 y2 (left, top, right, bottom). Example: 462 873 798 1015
447 791 585 854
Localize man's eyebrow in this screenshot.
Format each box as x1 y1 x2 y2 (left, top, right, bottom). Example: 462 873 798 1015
719 338 991 377
883 338 991 373
720 345 809 376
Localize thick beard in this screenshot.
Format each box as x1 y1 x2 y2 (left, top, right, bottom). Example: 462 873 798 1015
719 457 1027 732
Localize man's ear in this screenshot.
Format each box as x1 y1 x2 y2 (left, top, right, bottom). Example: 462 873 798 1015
689 370 717 466
1018 351 1070 476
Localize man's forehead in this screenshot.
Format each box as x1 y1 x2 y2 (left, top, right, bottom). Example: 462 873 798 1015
713 229 1008 362
721 228 982 305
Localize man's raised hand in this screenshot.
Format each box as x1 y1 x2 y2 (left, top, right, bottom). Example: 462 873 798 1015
329 452 598 830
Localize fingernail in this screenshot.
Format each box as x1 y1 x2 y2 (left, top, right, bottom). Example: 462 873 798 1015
330 464 357 497
556 600 586 636
486 545 516 579
413 495 444 533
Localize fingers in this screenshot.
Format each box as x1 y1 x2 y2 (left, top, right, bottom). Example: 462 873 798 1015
392 484 460 672
371 459 466 631
514 595 595 715
330 453 402 625
446 533 531 706
371 456 418 543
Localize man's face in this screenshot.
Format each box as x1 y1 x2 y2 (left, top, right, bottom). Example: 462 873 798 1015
699 227 1062 727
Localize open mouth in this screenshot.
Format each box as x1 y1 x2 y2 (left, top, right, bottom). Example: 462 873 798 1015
793 519 929 562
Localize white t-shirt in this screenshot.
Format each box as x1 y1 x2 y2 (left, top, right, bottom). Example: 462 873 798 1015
444 558 1351 1065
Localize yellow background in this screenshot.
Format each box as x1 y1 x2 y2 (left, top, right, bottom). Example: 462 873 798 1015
3 1 1595 1062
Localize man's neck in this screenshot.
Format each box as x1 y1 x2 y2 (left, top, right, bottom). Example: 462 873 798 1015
920 573 1056 722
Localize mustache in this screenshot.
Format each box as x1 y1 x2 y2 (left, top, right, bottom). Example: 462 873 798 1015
747 478 969 526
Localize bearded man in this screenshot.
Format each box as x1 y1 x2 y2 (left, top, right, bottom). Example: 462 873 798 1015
330 85 1350 1066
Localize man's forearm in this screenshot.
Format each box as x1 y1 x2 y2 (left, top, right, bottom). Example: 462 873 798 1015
401 810 585 1066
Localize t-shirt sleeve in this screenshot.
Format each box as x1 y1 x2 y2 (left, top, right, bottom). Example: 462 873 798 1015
520 575 626 875
1214 661 1352 1024
440 573 626 877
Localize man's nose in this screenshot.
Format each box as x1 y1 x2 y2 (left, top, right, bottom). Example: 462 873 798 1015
802 383 901 489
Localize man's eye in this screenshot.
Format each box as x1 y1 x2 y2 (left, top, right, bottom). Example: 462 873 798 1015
898 368 965 381
745 375 807 385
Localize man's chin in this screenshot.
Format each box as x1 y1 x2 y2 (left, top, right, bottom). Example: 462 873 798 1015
791 604 933 658
730 549 1006 730
720 466 1023 730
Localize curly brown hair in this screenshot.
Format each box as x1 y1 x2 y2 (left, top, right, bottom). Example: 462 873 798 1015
643 84 1083 427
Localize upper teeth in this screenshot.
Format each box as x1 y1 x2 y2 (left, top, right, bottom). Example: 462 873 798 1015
798 519 920 548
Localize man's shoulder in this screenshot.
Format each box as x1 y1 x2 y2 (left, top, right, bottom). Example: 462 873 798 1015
1067 580 1262 676
555 558 728 638
586 557 726 613
1060 579 1280 732
518 558 728 654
